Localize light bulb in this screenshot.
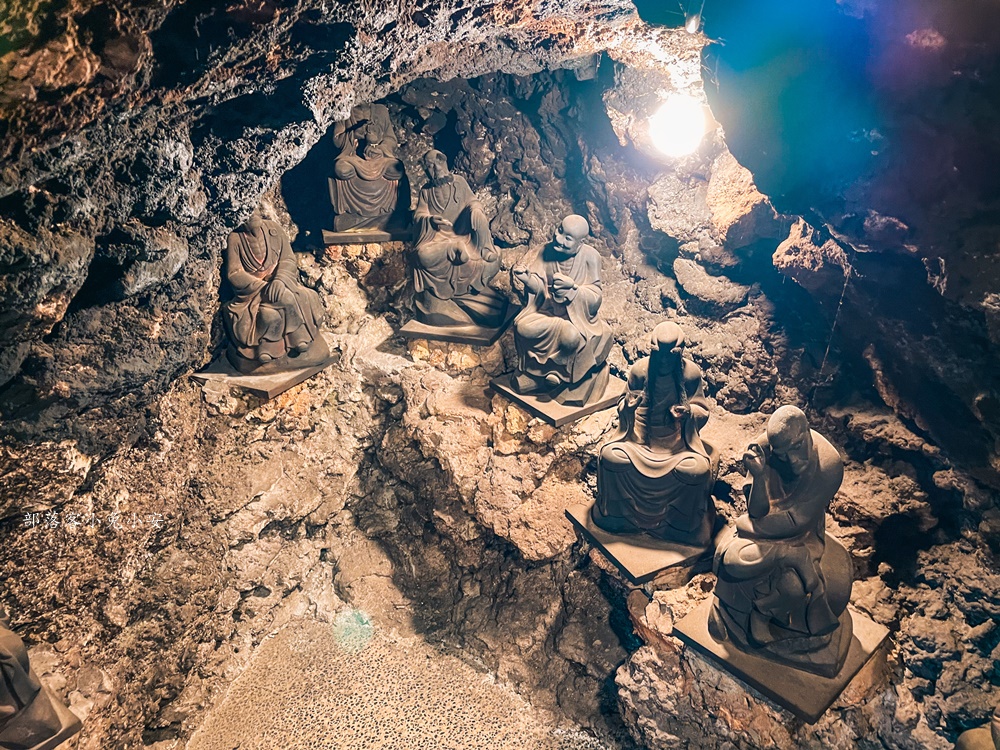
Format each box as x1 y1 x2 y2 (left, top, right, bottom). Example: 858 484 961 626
648 95 707 158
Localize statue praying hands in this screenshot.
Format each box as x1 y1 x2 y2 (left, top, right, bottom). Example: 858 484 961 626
709 405 854 677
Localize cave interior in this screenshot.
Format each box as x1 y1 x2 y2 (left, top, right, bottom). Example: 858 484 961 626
1 0 1000 749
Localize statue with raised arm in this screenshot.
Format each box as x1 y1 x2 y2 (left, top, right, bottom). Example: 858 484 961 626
591 322 718 546
510 214 613 406
223 209 329 373
0 611 81 749
329 103 409 233
410 149 508 329
708 405 855 677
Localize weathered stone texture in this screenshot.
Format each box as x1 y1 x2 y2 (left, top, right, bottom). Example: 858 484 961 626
0 2 998 749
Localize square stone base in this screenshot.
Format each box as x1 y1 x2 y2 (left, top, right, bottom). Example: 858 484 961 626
33 693 83 750
488 373 625 427
674 600 891 723
566 501 711 585
190 350 339 400
398 306 517 346
323 228 413 245
0 683 82 750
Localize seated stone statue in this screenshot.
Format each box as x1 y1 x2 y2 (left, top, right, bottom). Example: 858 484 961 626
955 703 1000 750
411 149 508 329
0 611 81 749
709 405 853 678
591 322 718 547
329 103 409 232
511 214 613 406
223 210 329 373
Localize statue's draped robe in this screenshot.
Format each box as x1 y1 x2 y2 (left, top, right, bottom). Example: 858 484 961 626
330 106 407 231
713 430 846 645
223 221 324 362
412 174 506 326
594 356 717 546
0 626 41 728
513 244 612 383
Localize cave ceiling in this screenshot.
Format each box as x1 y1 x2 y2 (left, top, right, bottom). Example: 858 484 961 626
1 3 1000 475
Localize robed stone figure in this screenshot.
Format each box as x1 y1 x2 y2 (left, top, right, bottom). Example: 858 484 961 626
592 322 718 547
411 149 508 328
0 611 81 749
223 210 328 373
709 405 854 677
511 214 613 405
329 103 410 233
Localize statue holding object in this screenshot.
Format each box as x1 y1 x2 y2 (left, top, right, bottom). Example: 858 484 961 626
329 103 410 235
410 149 509 330
709 405 854 677
510 214 613 406
591 322 718 547
222 210 329 374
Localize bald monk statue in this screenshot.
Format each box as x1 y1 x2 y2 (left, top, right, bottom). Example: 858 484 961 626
329 103 409 232
591 322 718 546
411 149 508 329
223 210 329 374
511 215 613 406
955 704 1000 750
709 405 854 677
0 611 82 749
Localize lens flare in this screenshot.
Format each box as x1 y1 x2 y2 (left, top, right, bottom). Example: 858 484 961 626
648 95 707 158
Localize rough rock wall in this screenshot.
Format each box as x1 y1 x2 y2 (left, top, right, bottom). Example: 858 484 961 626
0 0 669 445
652 0 1000 488
0 2 703 747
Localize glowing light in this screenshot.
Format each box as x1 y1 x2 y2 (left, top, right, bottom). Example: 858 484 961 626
648 95 707 158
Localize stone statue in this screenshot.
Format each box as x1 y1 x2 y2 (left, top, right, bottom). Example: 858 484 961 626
0 611 81 749
411 149 508 329
223 209 329 374
591 322 718 546
329 103 409 233
708 405 854 678
510 214 613 405
955 703 1000 750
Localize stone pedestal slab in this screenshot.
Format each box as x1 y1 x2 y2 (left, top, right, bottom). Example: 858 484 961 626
674 599 891 723
398 305 517 347
191 338 339 400
323 228 413 245
488 373 625 427
566 500 712 585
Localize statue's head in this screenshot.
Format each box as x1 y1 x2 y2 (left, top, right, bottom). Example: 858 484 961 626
553 214 589 255
650 322 684 358
362 103 391 145
766 405 814 475
423 149 451 180
243 208 264 234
